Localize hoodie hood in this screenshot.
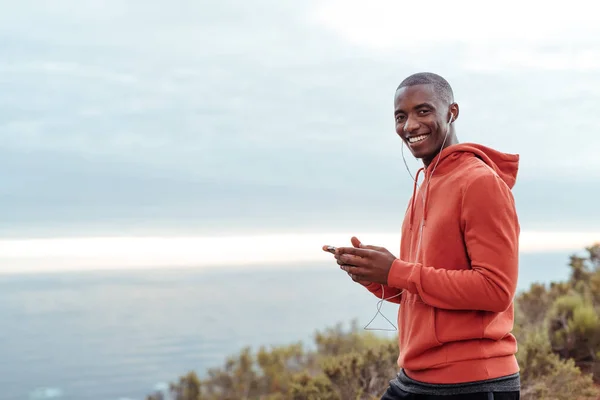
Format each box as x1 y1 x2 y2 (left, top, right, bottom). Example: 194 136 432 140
409 143 519 230
425 142 520 189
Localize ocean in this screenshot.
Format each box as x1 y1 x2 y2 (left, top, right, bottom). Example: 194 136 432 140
0 251 574 400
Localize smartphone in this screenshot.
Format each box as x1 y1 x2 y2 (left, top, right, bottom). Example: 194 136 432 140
326 246 337 254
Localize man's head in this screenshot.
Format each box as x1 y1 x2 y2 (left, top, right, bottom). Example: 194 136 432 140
394 72 459 166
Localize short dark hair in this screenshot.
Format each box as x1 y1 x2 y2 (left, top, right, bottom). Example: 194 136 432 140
397 72 454 105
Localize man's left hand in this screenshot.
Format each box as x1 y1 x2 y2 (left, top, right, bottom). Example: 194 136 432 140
334 237 397 285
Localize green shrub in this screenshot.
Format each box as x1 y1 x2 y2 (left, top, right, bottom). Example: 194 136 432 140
149 243 600 400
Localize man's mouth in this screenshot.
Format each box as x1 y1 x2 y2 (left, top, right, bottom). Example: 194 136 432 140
407 134 430 144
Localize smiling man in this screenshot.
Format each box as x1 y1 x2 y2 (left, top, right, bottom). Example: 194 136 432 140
324 72 521 399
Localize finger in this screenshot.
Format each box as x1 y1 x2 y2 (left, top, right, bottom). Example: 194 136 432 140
348 273 370 286
340 265 368 279
336 257 361 266
353 239 384 251
362 244 385 251
322 245 337 254
351 236 362 248
351 236 385 251
347 271 361 282
338 254 370 267
336 246 373 258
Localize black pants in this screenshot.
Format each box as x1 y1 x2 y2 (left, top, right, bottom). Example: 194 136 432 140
380 385 520 400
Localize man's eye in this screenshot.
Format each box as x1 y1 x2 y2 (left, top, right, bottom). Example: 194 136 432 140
418 110 430 115
396 115 405 122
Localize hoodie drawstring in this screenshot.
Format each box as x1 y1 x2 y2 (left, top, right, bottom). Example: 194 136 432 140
409 167 425 230
422 169 433 225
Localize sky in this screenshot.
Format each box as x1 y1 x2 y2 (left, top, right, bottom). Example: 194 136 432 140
1 0 599 271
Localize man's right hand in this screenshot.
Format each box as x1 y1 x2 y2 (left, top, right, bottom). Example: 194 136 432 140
346 236 373 287
322 236 373 286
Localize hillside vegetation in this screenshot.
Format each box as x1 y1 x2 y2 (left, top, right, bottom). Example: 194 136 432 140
148 244 600 400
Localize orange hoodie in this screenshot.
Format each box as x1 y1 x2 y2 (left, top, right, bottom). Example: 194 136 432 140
365 143 520 384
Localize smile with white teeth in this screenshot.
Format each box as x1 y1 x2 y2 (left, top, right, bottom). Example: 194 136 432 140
407 134 429 144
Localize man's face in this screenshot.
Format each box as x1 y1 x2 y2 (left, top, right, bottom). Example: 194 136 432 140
394 84 452 163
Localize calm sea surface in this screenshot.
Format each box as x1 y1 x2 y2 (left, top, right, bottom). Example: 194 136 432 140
0 252 574 400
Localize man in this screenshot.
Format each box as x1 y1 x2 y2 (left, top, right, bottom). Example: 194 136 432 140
323 72 521 399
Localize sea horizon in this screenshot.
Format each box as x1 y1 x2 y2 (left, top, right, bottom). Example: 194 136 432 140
1 230 597 276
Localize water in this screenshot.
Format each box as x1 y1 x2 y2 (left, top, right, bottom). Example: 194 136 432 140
0 252 574 400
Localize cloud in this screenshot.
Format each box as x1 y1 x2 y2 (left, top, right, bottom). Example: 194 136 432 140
0 0 598 238
1 144 598 242
0 61 139 84
311 0 600 50
461 47 600 72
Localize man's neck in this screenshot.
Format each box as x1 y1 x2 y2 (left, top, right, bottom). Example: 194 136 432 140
422 137 459 168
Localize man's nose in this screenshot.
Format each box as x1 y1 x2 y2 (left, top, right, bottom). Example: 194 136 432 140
404 116 420 133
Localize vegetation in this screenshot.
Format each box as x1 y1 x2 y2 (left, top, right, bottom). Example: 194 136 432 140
148 244 600 400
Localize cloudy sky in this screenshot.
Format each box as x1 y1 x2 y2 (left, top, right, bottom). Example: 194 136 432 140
1 0 599 270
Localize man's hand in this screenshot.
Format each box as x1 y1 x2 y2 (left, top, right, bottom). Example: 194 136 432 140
322 237 373 286
334 236 397 285
347 237 372 286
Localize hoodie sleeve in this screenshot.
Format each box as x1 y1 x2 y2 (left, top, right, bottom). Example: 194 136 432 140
387 173 519 312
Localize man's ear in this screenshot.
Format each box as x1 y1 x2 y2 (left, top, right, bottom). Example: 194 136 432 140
449 103 460 122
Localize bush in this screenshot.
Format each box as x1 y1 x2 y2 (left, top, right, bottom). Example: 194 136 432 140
149 243 600 400
517 328 599 399
321 342 397 400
